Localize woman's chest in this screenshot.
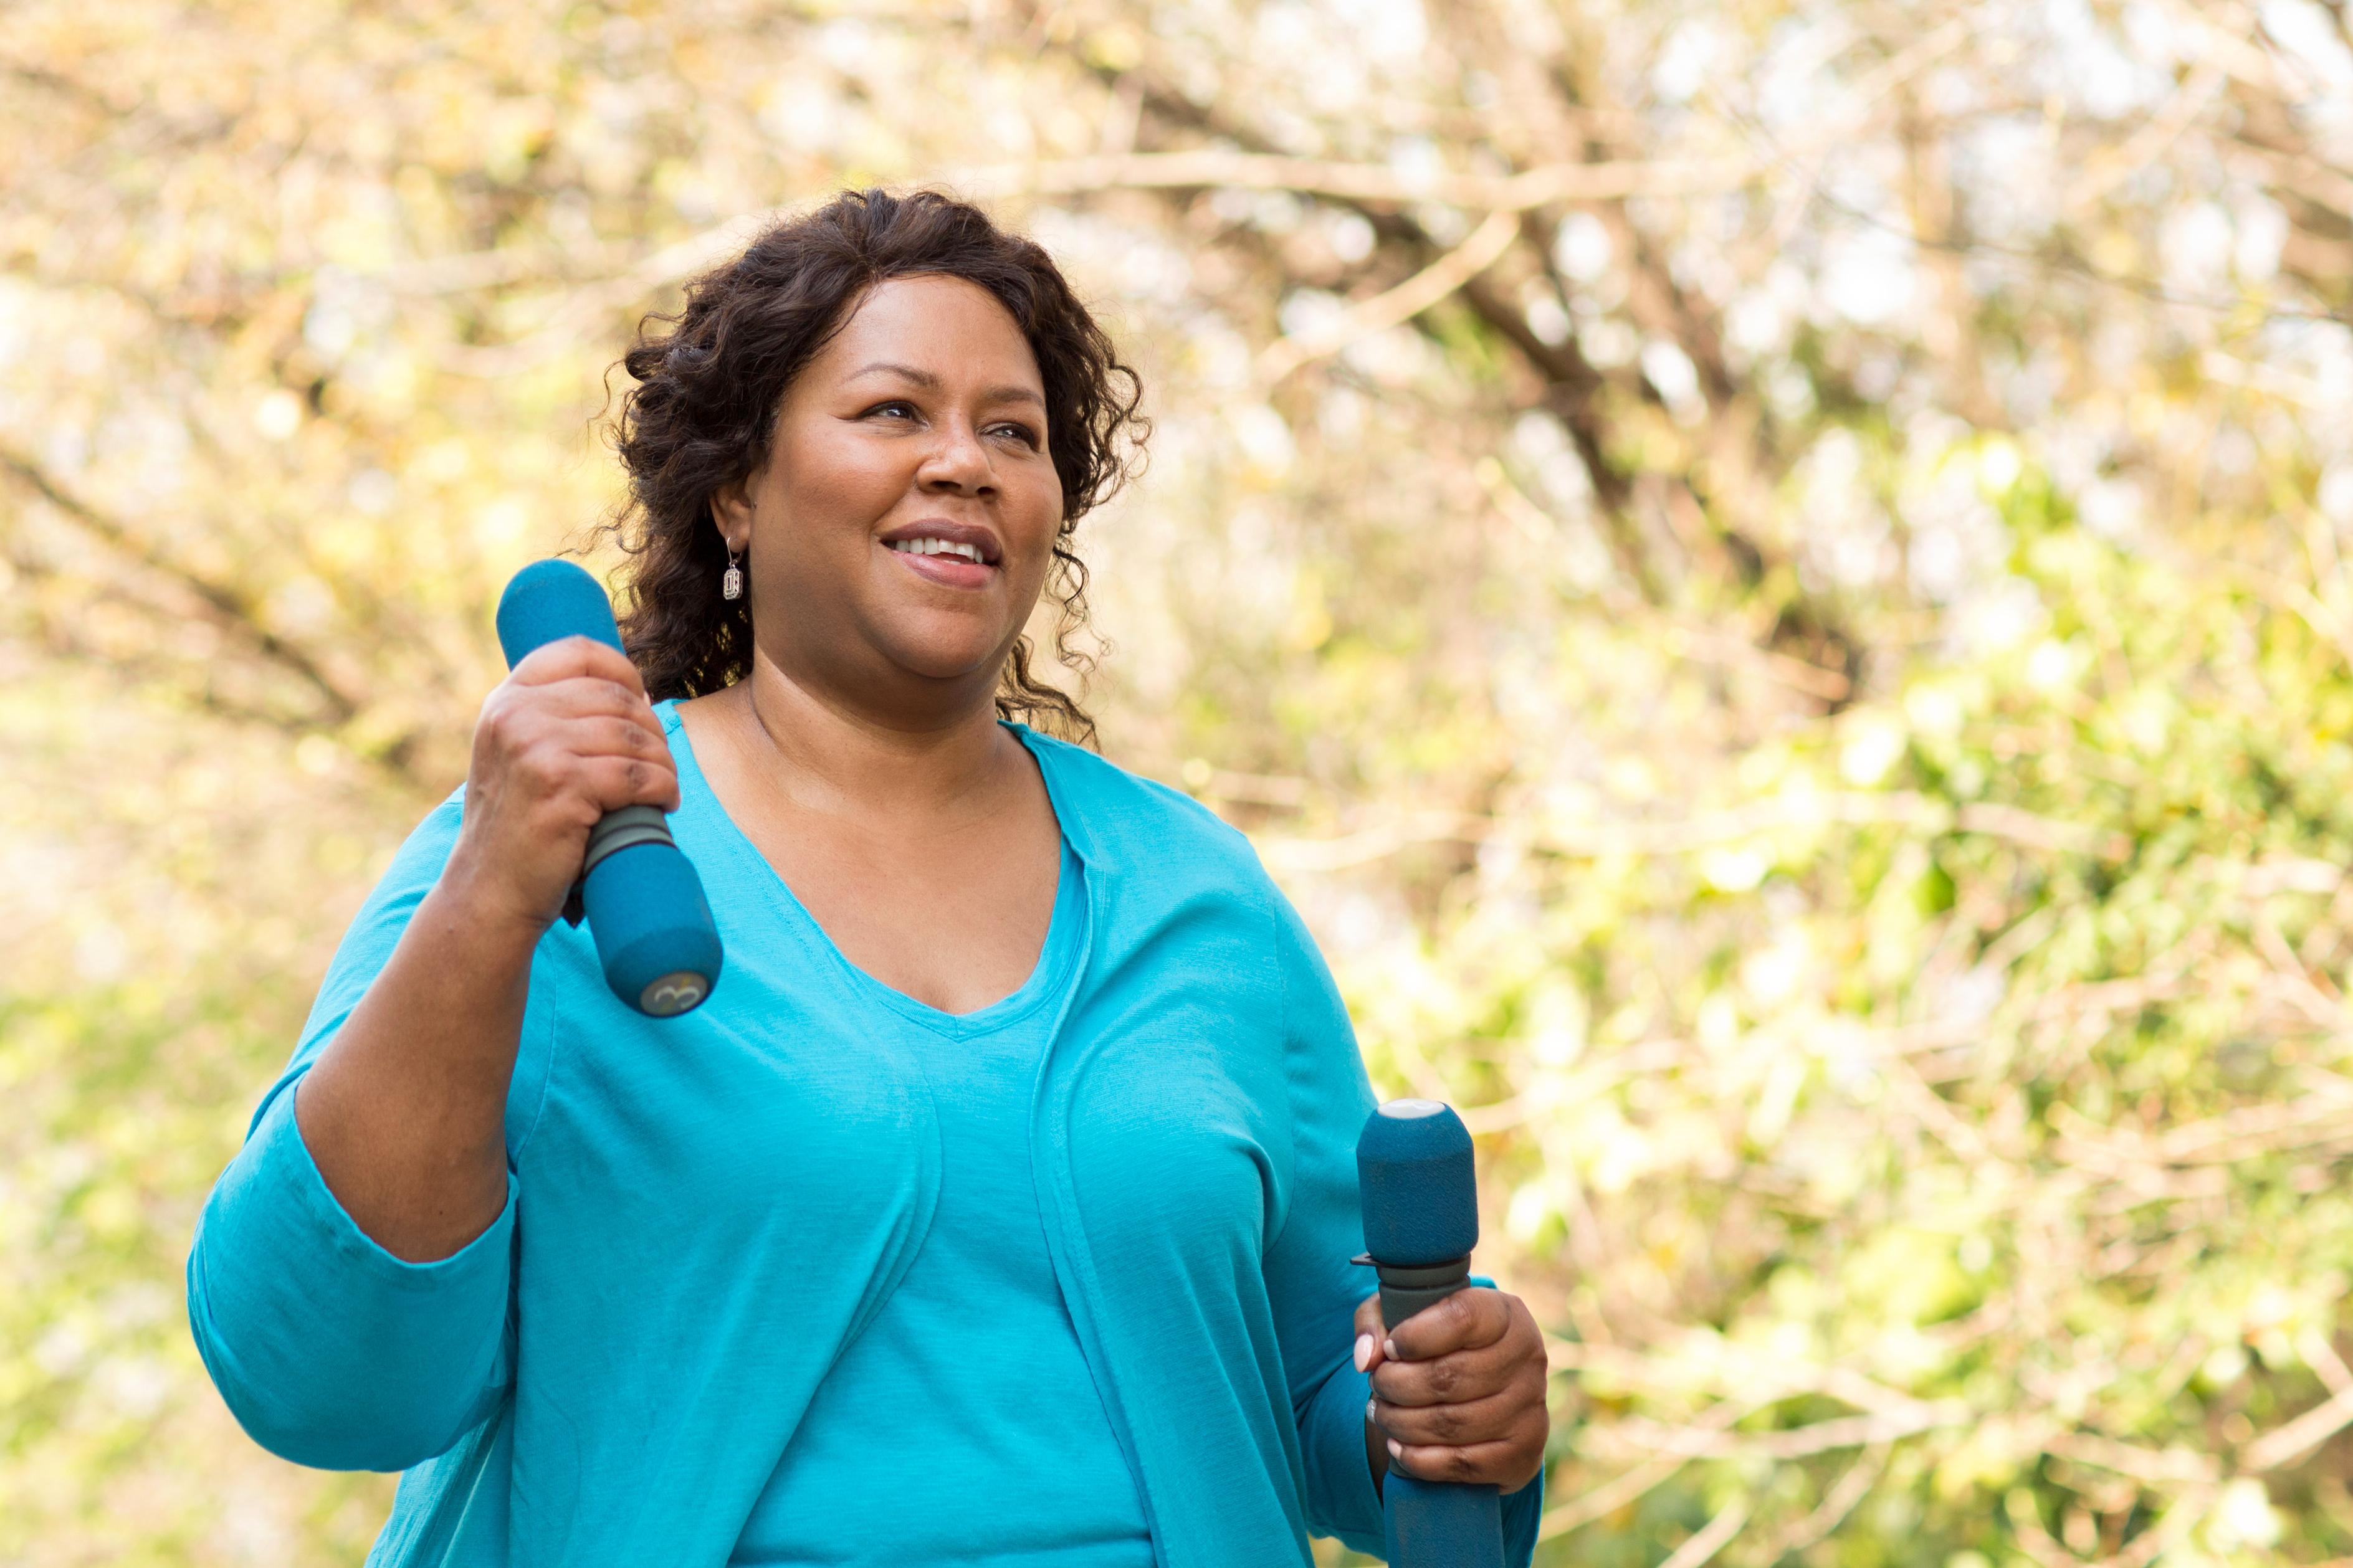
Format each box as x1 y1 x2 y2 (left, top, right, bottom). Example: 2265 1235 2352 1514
687 725 1066 1017
509 924 1293 1281
517 967 936 1258
1048 946 1297 1269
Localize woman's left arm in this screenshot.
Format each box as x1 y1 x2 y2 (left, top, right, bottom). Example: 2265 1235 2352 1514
1258 888 1549 1564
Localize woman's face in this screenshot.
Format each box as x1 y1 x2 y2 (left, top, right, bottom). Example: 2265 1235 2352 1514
714 273 1064 720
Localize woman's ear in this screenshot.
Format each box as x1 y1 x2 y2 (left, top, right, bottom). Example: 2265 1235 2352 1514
709 477 755 553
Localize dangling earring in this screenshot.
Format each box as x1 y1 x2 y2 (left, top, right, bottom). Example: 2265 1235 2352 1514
722 546 743 602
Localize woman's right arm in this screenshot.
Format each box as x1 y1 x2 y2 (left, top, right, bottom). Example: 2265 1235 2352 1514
186 636 675 1470
296 636 677 1262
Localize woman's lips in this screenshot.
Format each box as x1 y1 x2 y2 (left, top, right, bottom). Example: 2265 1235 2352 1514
885 543 995 589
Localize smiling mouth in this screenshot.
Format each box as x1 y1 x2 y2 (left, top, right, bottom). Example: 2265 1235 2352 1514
885 537 991 566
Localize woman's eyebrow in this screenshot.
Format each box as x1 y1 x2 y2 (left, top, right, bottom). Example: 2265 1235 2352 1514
849 359 942 389
847 360 1044 407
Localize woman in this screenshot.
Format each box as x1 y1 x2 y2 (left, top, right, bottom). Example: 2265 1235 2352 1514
187 189 1548 1567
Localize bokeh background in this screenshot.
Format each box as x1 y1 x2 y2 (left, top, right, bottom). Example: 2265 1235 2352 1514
6 0 2353 1563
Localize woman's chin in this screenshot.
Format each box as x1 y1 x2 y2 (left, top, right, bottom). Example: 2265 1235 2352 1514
873 630 1020 693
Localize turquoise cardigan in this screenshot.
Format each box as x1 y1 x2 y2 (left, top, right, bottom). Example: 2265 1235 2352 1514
187 714 1544 1566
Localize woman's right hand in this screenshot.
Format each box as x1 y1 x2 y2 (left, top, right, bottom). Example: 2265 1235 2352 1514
442 636 680 936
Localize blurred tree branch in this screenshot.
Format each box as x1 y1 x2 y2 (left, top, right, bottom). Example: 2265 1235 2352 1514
1257 209 1520 384
953 146 1769 209
0 445 361 728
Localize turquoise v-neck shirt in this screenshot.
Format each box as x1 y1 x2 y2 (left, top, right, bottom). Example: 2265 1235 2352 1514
187 710 1544 1567
735 832 1151 1565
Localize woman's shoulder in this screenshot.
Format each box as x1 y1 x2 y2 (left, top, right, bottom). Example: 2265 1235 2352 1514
1019 729 1267 881
365 785 467 904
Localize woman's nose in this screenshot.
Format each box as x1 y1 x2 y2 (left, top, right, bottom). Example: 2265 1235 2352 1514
917 419 994 493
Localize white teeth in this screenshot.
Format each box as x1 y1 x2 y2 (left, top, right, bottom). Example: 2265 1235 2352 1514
889 537 985 563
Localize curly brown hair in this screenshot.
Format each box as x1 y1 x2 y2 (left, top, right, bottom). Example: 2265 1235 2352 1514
596 188 1146 743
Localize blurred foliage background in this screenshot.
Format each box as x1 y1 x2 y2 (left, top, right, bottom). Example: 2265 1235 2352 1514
6 0 2353 1564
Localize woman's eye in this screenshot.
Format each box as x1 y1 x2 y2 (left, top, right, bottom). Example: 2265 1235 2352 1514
990 422 1042 448
865 400 917 421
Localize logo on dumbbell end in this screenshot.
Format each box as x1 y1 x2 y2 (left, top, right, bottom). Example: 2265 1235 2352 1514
640 974 709 1016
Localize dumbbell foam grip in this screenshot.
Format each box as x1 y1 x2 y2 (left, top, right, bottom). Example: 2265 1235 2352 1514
495 559 722 1017
1357 1097 1479 1266
581 841 723 1017
495 557 628 661
1358 1099 1504 1568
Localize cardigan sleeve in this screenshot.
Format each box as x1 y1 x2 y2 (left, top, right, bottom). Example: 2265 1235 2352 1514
1258 884 1544 1565
185 794 530 1472
1258 885 1387 1554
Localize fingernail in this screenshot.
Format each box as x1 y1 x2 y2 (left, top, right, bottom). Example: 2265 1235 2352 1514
1366 1397 1377 1422
1384 1338 1398 1361
1354 1334 1373 1371
1387 1438 1403 1458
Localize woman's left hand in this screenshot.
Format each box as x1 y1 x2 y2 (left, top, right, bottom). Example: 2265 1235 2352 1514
1355 1287 1549 1493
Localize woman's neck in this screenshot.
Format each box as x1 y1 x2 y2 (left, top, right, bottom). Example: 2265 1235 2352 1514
686 647 1024 825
